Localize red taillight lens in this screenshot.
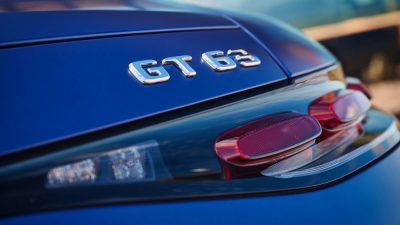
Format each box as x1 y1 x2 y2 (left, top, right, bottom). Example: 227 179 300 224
346 77 371 99
309 90 370 131
215 112 321 178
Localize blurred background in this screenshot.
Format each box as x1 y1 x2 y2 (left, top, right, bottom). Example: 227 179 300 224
1 0 400 116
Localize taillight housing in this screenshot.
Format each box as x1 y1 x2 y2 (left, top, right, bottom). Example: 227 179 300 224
215 112 321 178
346 77 371 99
309 90 371 131
216 86 372 179
0 73 397 217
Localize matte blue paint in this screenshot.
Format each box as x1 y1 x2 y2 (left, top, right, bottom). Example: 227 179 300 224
2 145 400 225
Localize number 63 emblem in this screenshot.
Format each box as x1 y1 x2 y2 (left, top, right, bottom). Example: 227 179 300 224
128 48 261 85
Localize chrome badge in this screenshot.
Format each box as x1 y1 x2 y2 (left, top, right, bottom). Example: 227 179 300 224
128 49 261 84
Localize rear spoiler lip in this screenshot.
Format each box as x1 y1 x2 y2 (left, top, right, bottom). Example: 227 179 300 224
0 25 239 49
0 10 238 49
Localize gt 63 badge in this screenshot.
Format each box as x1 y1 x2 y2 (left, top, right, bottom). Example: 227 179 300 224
128 49 261 84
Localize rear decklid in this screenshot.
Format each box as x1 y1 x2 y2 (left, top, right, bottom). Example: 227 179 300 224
0 10 288 155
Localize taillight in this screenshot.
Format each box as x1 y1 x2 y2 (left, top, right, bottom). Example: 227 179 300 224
216 86 372 179
346 77 371 99
261 125 361 177
1 73 397 217
215 112 321 178
45 140 171 188
309 90 370 131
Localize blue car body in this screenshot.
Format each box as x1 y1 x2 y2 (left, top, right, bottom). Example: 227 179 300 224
0 9 335 154
0 1 399 224
3 148 400 225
